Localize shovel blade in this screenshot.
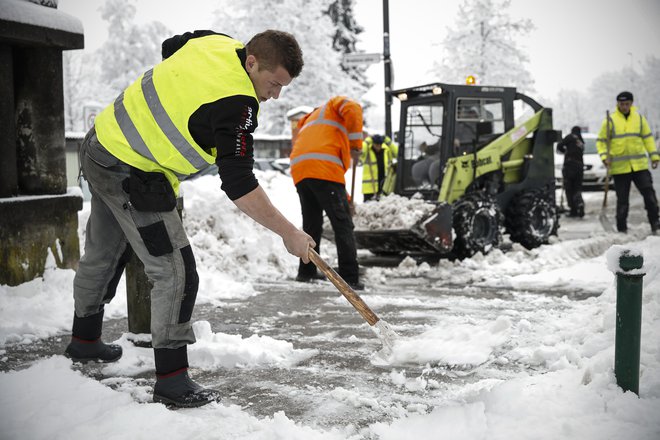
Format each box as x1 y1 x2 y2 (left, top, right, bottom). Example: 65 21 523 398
599 211 616 233
371 319 399 356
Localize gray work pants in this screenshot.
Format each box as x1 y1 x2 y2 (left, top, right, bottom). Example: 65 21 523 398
74 129 197 349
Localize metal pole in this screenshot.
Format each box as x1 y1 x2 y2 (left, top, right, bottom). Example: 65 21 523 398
614 250 644 395
383 0 392 139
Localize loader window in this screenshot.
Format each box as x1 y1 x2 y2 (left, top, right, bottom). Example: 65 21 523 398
400 103 445 193
454 98 505 155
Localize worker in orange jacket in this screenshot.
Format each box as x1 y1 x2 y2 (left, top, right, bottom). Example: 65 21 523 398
290 96 364 290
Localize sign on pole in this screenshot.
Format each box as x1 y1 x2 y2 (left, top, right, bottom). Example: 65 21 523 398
342 52 382 67
83 104 103 131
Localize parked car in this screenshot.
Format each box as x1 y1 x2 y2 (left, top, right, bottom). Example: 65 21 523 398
271 158 290 175
254 158 290 175
555 132 612 190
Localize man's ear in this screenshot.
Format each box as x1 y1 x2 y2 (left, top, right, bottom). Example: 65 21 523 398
245 54 257 73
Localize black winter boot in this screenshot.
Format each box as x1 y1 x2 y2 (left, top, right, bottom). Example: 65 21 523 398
65 310 122 363
153 346 219 408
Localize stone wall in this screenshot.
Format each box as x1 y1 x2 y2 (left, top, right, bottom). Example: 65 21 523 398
0 1 84 286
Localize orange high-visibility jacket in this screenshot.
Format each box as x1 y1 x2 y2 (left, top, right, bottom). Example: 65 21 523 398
290 96 363 185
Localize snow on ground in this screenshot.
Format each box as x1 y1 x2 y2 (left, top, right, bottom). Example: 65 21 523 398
1 170 660 439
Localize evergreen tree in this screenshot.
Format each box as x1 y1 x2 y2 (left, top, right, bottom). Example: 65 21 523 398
211 0 368 134
433 0 534 92
325 0 371 92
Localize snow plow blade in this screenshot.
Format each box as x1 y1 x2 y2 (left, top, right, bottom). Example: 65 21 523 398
354 203 453 255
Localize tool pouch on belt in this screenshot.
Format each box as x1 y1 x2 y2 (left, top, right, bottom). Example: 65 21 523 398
122 168 176 212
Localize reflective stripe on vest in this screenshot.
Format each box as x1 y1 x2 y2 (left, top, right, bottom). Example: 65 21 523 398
611 154 648 162
114 92 156 163
609 113 644 139
112 68 211 175
290 152 344 167
140 69 209 170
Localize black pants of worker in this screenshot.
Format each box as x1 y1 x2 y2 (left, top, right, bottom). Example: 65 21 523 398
562 161 584 217
296 178 359 283
363 192 381 202
613 169 660 232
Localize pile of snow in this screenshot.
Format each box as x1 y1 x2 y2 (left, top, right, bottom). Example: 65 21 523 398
353 194 437 230
378 316 512 367
177 172 304 302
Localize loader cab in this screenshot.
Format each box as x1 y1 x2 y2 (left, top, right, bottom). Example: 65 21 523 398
393 83 527 200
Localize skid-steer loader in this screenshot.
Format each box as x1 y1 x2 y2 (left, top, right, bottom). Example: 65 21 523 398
353 82 561 259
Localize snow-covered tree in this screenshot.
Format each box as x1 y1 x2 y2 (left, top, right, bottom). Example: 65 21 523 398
432 0 534 92
96 0 170 98
547 56 660 136
637 56 660 135
62 51 86 131
211 0 368 134
62 0 171 130
547 88 591 135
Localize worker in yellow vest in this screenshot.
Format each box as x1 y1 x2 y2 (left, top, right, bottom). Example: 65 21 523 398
360 134 398 201
596 91 659 233
65 30 313 408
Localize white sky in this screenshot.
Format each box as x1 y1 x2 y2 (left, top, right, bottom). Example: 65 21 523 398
58 0 660 94
57 0 660 130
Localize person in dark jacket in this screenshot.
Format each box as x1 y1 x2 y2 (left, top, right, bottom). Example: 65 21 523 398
65 30 314 408
557 126 585 217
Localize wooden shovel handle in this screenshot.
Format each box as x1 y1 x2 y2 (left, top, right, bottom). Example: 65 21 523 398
350 159 357 201
349 160 358 217
308 248 379 326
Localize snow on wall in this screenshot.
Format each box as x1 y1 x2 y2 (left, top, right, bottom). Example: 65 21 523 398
0 0 83 35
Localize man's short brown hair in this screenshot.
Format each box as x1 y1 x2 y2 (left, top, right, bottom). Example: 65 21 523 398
246 30 304 78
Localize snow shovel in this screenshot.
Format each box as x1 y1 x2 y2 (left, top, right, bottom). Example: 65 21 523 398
308 248 398 355
348 159 357 216
599 111 616 232
557 186 567 214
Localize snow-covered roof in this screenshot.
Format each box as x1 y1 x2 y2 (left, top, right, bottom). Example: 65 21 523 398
286 106 314 119
65 131 86 140
253 133 290 141
0 0 83 45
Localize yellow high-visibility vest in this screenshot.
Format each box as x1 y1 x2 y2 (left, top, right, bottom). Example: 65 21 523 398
360 136 398 195
596 106 658 175
95 34 257 194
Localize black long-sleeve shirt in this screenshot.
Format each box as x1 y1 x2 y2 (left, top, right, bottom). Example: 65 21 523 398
162 31 259 200
556 133 584 164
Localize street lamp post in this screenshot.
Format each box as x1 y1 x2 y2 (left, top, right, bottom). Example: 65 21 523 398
383 0 392 139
